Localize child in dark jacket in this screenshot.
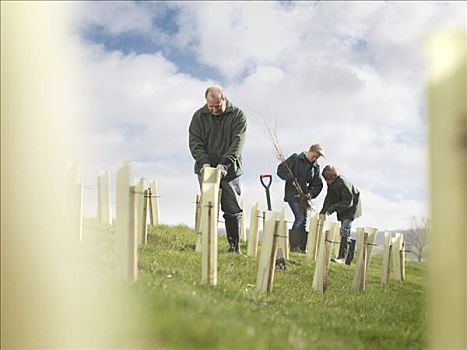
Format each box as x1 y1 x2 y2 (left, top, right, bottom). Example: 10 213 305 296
320 165 362 264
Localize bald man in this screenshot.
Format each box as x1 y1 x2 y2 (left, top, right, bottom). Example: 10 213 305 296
189 86 247 253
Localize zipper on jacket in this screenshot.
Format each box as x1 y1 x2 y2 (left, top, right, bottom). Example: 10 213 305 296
215 116 223 130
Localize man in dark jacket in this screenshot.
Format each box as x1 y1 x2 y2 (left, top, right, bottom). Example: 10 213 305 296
277 144 325 252
189 86 247 253
320 164 362 264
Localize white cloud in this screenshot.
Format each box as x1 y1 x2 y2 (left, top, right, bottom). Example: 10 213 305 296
171 2 313 81
69 1 464 231
244 66 285 86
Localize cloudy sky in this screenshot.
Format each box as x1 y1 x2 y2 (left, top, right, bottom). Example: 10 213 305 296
67 1 465 231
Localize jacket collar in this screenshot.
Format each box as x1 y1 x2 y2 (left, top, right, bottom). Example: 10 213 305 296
201 100 233 116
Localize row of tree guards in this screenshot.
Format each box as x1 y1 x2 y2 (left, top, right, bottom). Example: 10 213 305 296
67 162 161 280
67 163 406 293
194 167 406 293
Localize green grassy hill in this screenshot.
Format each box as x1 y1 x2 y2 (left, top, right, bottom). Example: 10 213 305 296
82 222 427 350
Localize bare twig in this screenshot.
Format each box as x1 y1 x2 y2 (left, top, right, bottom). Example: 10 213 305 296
262 116 314 212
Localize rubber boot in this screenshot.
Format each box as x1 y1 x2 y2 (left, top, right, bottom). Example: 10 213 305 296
345 239 356 265
275 257 287 271
289 229 301 252
298 231 309 253
275 248 287 271
225 217 241 253
332 238 350 264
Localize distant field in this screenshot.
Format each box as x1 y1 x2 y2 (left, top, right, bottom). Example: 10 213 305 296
82 221 427 350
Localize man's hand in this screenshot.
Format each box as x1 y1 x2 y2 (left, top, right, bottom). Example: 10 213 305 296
201 164 210 172
216 164 228 177
298 192 311 210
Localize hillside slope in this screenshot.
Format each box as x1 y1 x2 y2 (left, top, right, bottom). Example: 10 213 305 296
82 222 427 349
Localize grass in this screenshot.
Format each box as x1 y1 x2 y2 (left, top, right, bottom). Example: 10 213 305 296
82 221 427 350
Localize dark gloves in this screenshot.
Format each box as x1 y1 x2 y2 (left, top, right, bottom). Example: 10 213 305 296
326 205 336 215
298 192 311 210
216 164 228 176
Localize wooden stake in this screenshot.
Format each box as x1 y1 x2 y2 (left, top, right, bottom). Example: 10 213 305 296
381 232 392 285
129 186 138 281
361 231 368 292
400 242 406 282
142 189 149 246
194 193 201 231
135 178 145 247
148 187 154 226
266 220 280 293
195 193 202 253
217 188 222 224
207 201 213 285
322 230 330 293
283 219 289 259
392 233 403 281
